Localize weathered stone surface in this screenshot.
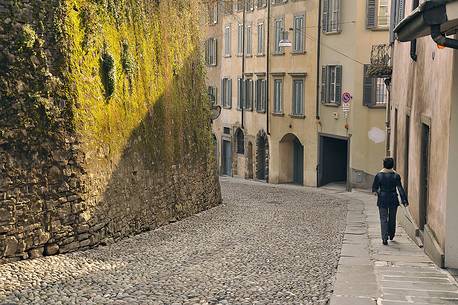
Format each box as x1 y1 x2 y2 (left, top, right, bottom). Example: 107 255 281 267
44 244 59 256
28 247 44 259
3 236 18 256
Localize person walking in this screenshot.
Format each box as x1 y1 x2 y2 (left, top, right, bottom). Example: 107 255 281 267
372 157 408 245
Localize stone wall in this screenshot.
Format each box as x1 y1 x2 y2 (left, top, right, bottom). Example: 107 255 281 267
0 0 221 263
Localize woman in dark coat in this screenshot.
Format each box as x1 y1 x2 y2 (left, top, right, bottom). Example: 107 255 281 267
372 158 408 245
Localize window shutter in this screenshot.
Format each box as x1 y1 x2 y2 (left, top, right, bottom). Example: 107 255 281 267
335 65 342 105
322 0 329 32
363 65 375 106
229 79 232 107
214 39 217 66
221 79 225 106
321 66 327 103
336 0 342 32
367 0 377 29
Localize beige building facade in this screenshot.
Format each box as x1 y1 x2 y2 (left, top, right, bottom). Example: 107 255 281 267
317 0 390 190
391 0 458 268
206 0 319 187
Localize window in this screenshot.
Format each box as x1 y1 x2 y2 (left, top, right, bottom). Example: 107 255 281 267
224 25 231 56
367 0 390 29
224 0 233 15
208 2 218 25
208 86 217 105
246 24 253 56
237 77 245 109
222 78 232 108
237 23 244 56
322 0 340 33
236 0 244 12
255 79 267 112
321 65 342 104
246 0 254 11
274 79 283 113
245 79 254 110
293 15 305 53
363 65 387 106
274 18 284 54
257 22 265 55
257 0 267 9
236 129 245 154
205 38 217 66
292 79 304 115
272 0 287 5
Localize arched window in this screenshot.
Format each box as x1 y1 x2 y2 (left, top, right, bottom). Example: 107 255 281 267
236 129 245 155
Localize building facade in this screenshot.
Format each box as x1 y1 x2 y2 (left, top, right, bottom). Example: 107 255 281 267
205 0 390 190
391 0 458 268
206 0 319 186
318 0 390 190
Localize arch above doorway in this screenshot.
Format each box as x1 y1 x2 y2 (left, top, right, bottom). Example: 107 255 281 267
279 133 304 185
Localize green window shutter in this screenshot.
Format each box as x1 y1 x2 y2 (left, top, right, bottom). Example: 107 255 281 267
335 65 342 105
321 66 327 103
322 0 329 33
363 65 375 106
367 0 377 29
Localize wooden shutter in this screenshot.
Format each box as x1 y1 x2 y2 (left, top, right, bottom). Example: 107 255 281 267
336 0 341 32
228 79 232 107
367 0 377 29
321 66 327 103
363 65 375 106
221 79 225 106
322 0 329 32
335 65 342 105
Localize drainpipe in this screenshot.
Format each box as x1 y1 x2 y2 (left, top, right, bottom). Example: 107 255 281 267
385 77 392 157
431 25 458 49
266 0 271 135
241 0 246 129
315 0 322 120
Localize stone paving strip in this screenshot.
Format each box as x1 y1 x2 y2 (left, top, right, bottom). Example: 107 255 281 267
0 178 348 305
329 188 458 305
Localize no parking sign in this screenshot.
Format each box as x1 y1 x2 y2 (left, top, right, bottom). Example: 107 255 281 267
342 92 352 114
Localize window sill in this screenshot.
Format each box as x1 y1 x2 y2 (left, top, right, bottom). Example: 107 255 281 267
291 51 306 55
206 64 218 68
256 109 266 114
272 52 285 56
208 22 218 27
323 30 342 35
369 26 389 32
256 53 265 57
223 55 232 58
272 112 284 117
289 114 306 119
246 54 253 58
322 103 340 107
367 104 387 109
236 54 243 57
222 106 232 109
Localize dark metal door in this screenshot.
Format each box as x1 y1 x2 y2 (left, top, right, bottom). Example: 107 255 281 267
419 123 430 230
293 139 304 185
222 140 232 176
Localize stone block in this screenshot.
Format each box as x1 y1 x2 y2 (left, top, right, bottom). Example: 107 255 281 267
29 247 44 259
44 244 59 256
3 236 18 257
60 241 79 253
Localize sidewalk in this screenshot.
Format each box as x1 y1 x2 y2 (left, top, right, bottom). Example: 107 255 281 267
327 189 458 305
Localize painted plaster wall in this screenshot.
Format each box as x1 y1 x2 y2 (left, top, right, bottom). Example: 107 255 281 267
391 11 454 249
319 1 388 188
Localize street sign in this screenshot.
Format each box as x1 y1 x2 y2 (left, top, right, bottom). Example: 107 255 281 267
342 92 352 103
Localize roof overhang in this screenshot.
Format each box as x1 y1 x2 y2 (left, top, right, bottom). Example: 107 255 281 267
395 0 458 42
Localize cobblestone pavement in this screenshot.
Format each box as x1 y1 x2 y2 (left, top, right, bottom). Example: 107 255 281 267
0 178 348 305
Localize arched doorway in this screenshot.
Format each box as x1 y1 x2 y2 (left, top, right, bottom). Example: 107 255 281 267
256 130 269 181
234 128 245 177
279 133 304 185
247 141 254 179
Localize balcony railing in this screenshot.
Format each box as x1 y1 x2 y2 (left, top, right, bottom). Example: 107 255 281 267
368 44 392 78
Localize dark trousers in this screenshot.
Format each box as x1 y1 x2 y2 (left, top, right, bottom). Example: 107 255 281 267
378 206 398 241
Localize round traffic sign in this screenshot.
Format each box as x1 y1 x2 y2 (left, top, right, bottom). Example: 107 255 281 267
342 92 352 103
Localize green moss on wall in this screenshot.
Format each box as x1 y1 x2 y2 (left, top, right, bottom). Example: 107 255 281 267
61 0 210 166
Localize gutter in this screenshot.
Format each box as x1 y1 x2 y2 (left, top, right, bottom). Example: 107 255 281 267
241 1 246 129
266 0 271 135
395 0 458 49
315 0 322 120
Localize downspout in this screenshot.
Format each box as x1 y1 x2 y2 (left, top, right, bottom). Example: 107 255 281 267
431 25 458 49
241 1 246 129
385 77 392 157
316 0 322 120
266 0 271 135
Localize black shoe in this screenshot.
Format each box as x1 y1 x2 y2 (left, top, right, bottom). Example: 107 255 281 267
383 240 388 245
389 235 394 241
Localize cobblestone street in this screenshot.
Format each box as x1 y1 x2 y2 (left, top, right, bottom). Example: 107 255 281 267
0 178 348 305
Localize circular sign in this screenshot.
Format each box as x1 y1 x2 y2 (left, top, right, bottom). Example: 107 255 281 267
210 105 222 121
342 92 352 103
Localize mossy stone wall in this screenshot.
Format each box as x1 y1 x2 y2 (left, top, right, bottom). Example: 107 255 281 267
0 0 221 262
